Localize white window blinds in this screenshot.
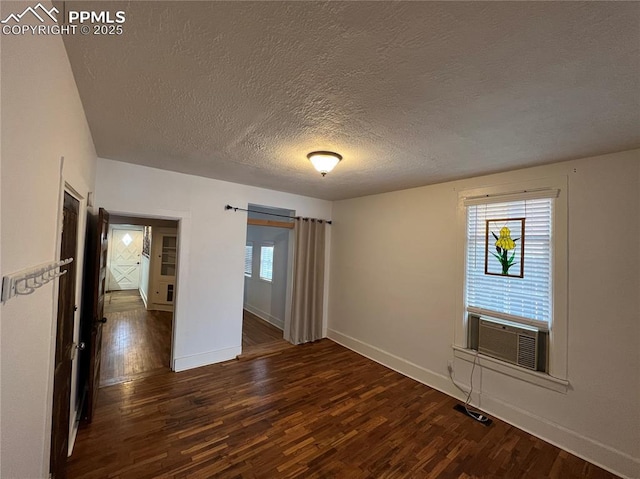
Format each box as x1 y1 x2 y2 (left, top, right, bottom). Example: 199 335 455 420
466 197 553 325
244 244 253 277
260 245 274 282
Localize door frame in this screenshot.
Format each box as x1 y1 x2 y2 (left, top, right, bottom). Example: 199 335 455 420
94 208 189 373
49 181 88 470
50 190 80 478
106 224 144 292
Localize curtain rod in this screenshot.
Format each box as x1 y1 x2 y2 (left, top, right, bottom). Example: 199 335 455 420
225 205 332 225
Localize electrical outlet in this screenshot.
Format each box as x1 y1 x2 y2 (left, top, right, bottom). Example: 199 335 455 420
447 360 454 373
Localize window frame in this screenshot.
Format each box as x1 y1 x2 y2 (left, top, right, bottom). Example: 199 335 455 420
244 242 253 278
259 242 275 283
465 195 554 328
454 176 568 384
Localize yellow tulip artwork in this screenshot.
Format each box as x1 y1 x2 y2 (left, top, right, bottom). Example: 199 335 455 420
485 218 525 277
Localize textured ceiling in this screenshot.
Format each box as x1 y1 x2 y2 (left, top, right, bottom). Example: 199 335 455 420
61 1 640 200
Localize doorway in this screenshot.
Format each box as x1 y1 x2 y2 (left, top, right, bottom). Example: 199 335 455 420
107 225 143 291
241 204 294 357
100 215 178 387
50 191 79 479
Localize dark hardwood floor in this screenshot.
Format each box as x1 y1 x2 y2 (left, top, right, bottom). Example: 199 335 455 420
68 339 617 479
100 290 172 387
241 310 292 359
242 310 283 347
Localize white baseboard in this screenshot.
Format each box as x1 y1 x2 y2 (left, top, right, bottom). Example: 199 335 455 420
173 346 241 372
244 304 284 330
478 394 639 479
68 415 79 457
328 328 456 397
139 287 148 309
148 303 174 312
327 328 639 479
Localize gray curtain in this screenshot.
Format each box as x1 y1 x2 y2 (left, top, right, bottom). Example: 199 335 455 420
286 218 326 345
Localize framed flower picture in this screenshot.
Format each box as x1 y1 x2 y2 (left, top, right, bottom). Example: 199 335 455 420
485 218 525 278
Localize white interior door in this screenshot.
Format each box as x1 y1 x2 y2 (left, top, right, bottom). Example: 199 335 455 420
108 228 143 290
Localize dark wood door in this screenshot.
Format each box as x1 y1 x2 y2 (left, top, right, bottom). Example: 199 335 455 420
50 192 79 479
80 207 109 422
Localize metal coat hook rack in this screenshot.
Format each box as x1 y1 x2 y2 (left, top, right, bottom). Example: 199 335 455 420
1 258 73 302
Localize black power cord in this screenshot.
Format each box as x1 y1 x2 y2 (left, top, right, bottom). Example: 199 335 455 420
450 351 492 426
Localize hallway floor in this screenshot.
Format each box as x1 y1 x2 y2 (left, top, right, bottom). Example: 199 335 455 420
100 290 172 387
241 310 293 359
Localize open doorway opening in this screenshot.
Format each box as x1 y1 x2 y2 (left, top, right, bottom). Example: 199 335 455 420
241 204 295 357
100 214 178 386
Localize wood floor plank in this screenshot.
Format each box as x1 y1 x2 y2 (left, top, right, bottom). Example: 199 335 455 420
68 340 620 479
242 310 284 347
101 290 172 387
240 310 293 360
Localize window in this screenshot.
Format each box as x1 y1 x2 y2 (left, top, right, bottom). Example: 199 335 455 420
244 243 253 277
456 181 568 386
259 244 274 282
466 197 553 326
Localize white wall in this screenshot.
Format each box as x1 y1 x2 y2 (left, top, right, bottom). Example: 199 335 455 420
244 225 290 329
94 158 332 371
328 149 640 479
0 4 98 476
140 253 151 307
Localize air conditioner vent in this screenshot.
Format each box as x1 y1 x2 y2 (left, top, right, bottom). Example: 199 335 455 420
479 322 517 361
469 315 549 373
517 335 536 369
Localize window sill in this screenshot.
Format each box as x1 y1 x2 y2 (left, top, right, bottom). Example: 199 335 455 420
452 346 569 394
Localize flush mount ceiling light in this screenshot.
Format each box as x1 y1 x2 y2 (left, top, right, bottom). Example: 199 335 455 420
307 151 342 177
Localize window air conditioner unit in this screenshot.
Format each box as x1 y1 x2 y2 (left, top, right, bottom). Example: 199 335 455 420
468 314 548 372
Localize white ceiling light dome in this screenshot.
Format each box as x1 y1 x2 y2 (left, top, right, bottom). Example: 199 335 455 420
307 151 342 177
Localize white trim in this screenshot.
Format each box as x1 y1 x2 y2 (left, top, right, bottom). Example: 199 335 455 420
67 417 79 457
139 286 148 308
63 182 84 203
455 175 568 380
463 187 559 206
452 346 568 393
467 307 549 331
147 303 174 313
173 346 241 372
283 227 295 342
110 224 144 231
244 303 284 330
244 241 253 278
328 328 638 479
59 178 90 468
478 396 639 479
328 329 457 402
95 207 190 373
259 242 275 282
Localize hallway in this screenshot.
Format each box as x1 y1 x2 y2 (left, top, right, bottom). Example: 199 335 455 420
100 291 172 387
241 310 293 359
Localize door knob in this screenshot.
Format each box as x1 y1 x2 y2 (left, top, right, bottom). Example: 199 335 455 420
75 342 86 350
98 317 107 323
